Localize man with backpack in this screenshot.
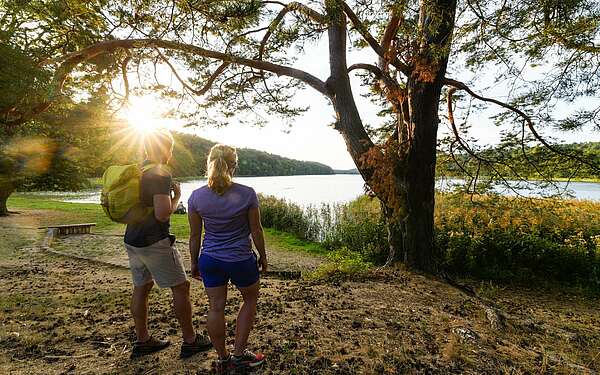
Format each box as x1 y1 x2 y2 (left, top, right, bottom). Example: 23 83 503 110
115 129 211 358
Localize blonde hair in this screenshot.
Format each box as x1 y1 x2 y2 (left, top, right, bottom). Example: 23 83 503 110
207 144 237 195
143 129 174 163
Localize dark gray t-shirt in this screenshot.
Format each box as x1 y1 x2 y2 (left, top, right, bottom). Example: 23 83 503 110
124 163 173 247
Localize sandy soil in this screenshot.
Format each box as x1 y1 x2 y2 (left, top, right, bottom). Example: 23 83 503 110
0 214 599 374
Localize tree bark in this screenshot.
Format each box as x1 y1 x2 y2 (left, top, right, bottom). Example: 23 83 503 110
325 0 456 273
0 183 14 216
325 2 374 183
399 80 443 272
367 0 455 272
383 203 403 265
395 0 456 272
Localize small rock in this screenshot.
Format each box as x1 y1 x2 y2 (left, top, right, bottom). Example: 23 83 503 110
485 307 507 330
452 327 480 343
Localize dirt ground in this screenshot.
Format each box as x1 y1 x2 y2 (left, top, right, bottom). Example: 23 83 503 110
1 212 599 374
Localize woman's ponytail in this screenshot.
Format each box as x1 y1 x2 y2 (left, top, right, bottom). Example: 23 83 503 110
207 144 237 195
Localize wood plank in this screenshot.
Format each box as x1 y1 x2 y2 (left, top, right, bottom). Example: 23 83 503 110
47 223 96 229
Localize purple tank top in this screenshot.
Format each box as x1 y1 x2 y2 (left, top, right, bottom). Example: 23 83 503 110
188 183 259 262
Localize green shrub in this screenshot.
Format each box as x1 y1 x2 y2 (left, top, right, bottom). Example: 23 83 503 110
435 194 600 288
258 194 313 240
318 196 387 262
258 192 600 289
259 194 387 261
309 247 373 281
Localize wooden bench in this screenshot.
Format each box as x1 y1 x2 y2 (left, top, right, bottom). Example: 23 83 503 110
263 270 301 280
47 223 96 235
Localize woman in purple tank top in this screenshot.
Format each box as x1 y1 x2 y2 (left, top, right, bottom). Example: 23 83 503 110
187 144 268 372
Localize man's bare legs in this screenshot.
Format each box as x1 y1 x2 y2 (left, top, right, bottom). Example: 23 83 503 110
171 280 196 344
131 281 154 342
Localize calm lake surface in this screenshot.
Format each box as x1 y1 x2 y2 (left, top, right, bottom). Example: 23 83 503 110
36 174 600 206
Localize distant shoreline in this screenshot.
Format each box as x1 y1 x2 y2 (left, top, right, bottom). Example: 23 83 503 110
177 175 600 183
52 174 600 192
86 173 346 188
439 175 600 184
174 173 343 182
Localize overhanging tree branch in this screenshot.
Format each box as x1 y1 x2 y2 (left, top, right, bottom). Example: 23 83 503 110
155 48 230 96
347 63 399 91
444 78 600 173
340 1 411 76
25 38 332 125
447 87 533 197
447 87 494 164
227 26 270 52
258 1 327 60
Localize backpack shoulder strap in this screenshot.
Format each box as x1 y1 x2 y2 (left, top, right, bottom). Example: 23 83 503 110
140 163 159 173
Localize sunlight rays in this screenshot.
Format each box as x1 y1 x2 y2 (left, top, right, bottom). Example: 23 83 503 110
108 95 173 160
119 96 166 136
101 96 172 162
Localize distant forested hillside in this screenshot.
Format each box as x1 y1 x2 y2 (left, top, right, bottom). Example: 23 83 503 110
438 142 600 180
333 168 359 174
170 132 334 177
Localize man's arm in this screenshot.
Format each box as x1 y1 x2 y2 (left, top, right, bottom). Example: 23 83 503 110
248 206 267 272
153 181 181 222
188 211 203 279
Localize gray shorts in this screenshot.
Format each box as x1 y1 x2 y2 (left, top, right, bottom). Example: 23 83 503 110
125 237 187 288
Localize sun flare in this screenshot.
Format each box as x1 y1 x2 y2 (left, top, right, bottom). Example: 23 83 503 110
120 96 166 135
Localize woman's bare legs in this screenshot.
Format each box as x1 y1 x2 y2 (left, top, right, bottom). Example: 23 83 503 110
234 281 259 356
205 285 228 358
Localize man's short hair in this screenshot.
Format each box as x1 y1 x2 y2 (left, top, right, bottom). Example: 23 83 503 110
143 129 174 161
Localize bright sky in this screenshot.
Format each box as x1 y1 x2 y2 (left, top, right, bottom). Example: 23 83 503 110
121 36 600 170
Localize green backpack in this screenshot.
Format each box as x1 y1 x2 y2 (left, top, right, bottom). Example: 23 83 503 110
101 164 157 224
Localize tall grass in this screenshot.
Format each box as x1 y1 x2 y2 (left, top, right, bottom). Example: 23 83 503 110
258 194 388 262
258 193 600 288
436 194 600 287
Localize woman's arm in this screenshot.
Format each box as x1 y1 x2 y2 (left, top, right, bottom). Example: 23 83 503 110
248 206 267 272
188 211 203 280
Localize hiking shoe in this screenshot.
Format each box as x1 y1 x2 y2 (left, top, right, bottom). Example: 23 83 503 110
231 350 266 369
130 336 170 358
215 355 233 374
180 333 212 358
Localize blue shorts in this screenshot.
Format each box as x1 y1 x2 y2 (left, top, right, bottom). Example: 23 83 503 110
199 253 260 288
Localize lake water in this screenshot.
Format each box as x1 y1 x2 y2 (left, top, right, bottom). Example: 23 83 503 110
31 174 600 206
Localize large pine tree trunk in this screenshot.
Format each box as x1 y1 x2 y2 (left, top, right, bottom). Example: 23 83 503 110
383 204 403 265
382 145 437 273
398 80 443 272
326 0 456 273
383 0 457 272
